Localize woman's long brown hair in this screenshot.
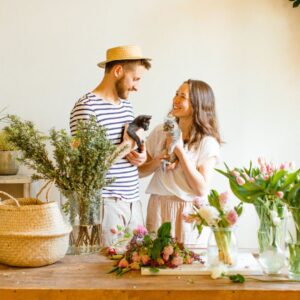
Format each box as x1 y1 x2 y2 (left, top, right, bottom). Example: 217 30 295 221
186 79 221 149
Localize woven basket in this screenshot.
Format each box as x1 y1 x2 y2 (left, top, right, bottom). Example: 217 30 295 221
0 191 72 267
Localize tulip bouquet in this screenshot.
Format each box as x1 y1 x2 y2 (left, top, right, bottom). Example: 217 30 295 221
107 222 203 276
216 158 299 255
184 190 243 266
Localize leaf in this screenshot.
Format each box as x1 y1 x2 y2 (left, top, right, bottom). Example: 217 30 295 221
157 222 171 238
228 274 245 283
107 266 120 274
151 239 162 260
149 267 159 273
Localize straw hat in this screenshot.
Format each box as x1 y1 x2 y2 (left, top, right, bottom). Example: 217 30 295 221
97 45 151 68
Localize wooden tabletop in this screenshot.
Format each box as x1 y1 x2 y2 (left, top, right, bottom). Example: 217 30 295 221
0 254 299 300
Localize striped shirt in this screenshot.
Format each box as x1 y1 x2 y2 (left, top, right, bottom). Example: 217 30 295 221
70 92 139 202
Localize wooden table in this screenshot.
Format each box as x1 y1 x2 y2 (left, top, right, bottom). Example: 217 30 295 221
0 254 300 300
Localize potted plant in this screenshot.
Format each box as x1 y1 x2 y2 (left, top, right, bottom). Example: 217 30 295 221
4 115 125 254
0 130 19 175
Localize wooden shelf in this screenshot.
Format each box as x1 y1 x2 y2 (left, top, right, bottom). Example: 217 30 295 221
0 174 31 198
0 254 299 300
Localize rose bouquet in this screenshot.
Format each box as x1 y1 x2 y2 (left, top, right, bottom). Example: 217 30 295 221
107 222 203 276
184 190 243 266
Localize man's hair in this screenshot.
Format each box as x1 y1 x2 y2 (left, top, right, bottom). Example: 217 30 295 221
105 59 151 73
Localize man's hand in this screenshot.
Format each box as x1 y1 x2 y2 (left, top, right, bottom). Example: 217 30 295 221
126 143 147 166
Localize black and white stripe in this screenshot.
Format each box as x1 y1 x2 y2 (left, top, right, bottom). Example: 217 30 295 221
70 92 139 202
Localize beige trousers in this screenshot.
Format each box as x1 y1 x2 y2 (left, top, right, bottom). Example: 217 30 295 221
101 197 144 246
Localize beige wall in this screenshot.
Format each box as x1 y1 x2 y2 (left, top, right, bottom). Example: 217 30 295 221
1 0 299 249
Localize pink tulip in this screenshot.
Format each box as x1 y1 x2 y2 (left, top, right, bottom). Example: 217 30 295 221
242 172 250 181
280 163 287 170
110 228 118 234
289 161 296 170
182 213 194 223
118 258 129 268
258 157 265 166
231 170 240 177
260 165 266 174
141 254 150 265
219 191 230 209
249 177 255 183
236 176 245 186
171 256 184 266
263 175 269 181
163 245 174 256
276 191 284 199
193 196 205 208
226 210 238 225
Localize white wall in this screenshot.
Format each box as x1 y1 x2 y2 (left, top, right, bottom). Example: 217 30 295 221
1 0 299 249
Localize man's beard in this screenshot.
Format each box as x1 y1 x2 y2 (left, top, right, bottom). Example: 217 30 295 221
115 76 128 99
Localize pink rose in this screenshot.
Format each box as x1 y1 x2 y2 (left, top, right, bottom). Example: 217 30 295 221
276 191 284 199
219 191 229 207
236 176 245 186
118 258 129 268
171 256 183 266
133 225 148 236
141 254 150 265
163 245 174 256
131 251 141 263
226 209 238 226
163 254 170 261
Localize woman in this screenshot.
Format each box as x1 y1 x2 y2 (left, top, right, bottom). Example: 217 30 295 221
139 79 221 247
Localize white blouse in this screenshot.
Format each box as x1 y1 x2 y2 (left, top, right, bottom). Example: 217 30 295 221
145 124 221 202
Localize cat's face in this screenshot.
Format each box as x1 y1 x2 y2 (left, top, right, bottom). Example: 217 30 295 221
163 117 176 132
139 115 152 130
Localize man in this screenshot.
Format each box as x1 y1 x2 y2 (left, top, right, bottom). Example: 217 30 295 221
70 45 151 245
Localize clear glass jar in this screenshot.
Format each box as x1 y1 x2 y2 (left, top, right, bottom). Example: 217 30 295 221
60 190 103 255
207 227 237 267
286 207 300 281
255 204 286 274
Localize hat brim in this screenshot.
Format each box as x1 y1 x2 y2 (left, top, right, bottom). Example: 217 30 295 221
97 57 152 68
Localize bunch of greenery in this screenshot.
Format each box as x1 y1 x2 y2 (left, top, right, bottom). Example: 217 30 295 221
0 130 17 151
4 115 123 225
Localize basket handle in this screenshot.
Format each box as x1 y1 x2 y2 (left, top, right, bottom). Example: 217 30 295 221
36 180 54 202
0 191 21 207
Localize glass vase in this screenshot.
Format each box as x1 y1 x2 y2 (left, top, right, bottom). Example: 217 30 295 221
207 227 237 267
255 204 285 274
60 190 103 255
286 207 300 281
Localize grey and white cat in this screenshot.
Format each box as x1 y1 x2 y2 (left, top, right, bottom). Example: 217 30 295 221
161 115 181 171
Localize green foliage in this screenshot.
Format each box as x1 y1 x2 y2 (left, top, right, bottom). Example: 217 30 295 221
289 0 300 8
227 274 245 283
151 222 172 260
4 115 124 223
0 130 18 151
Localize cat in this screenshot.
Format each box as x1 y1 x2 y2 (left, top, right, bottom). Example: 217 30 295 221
127 115 152 153
161 115 181 171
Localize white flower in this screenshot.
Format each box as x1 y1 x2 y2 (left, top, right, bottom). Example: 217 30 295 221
199 206 220 226
270 210 281 226
210 264 227 279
